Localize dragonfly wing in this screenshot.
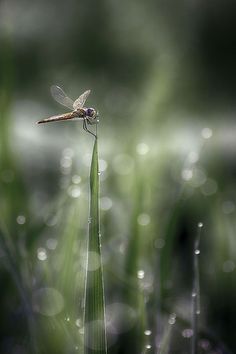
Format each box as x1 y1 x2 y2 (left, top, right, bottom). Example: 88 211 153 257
50 85 74 110
73 90 91 109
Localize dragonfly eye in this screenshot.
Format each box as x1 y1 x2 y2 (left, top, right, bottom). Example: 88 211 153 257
86 108 95 118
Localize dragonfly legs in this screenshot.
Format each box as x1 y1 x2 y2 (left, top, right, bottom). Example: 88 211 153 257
83 118 97 138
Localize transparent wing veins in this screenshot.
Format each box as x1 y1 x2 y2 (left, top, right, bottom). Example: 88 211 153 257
50 85 74 110
73 90 91 109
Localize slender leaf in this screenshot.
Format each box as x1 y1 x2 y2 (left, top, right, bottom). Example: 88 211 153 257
84 138 107 354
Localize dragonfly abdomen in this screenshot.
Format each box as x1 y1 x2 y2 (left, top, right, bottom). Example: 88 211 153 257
37 111 83 124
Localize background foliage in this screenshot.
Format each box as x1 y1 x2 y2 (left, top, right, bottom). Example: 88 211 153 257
0 0 236 353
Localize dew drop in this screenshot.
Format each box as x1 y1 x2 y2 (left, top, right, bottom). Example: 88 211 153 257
145 344 152 349
168 317 176 325
16 215 26 225
60 156 72 169
137 270 145 279
195 249 200 255
181 169 193 181
198 222 203 228
144 329 152 336
68 185 81 198
37 248 47 261
76 318 82 327
182 328 193 338
72 175 81 184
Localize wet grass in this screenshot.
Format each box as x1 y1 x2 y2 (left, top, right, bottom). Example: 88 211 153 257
84 138 107 354
0 44 235 352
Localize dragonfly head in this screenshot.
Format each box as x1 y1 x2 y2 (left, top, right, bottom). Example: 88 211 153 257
86 108 98 120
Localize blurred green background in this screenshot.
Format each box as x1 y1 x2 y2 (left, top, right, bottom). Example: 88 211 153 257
0 0 236 353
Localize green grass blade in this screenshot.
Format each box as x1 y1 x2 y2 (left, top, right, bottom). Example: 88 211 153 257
191 222 202 354
158 314 176 354
84 138 107 354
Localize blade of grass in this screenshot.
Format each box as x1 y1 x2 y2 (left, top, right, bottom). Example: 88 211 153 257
191 222 202 354
158 313 176 354
84 138 107 354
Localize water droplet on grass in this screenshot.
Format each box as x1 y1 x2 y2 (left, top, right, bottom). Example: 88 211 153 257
72 175 81 184
145 344 152 349
137 270 145 279
37 248 47 261
144 329 152 336
16 215 26 225
76 318 82 327
182 328 193 338
60 156 72 169
68 185 81 198
182 169 193 181
168 313 176 325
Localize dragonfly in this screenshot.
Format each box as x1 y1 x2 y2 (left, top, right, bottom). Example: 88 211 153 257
37 85 99 137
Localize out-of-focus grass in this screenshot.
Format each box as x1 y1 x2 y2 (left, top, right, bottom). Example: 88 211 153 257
1 3 236 352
